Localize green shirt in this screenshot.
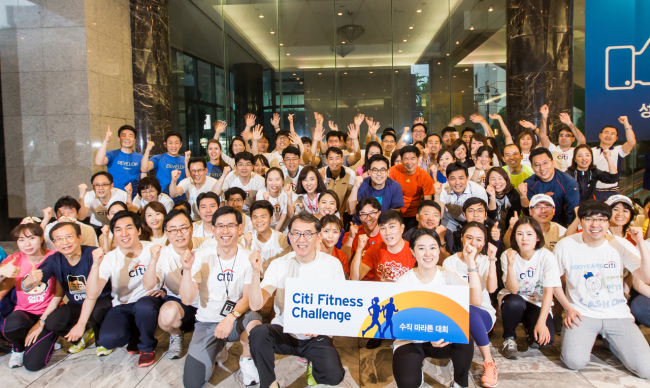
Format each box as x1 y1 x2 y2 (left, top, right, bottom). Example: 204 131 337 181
503 165 534 188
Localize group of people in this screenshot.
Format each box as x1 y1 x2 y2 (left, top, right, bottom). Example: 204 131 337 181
0 107 648 388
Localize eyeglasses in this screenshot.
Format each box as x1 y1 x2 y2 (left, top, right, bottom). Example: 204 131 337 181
93 183 110 188
228 198 244 204
215 223 239 232
284 157 299 163
466 208 485 215
141 189 157 195
582 217 609 224
370 168 388 174
383 140 396 145
558 134 573 138
166 226 191 236
290 231 317 241
190 169 205 174
236 163 253 168
532 205 554 211
359 210 379 220
413 130 426 134
53 234 77 244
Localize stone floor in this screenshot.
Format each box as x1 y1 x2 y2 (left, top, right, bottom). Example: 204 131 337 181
1 241 650 387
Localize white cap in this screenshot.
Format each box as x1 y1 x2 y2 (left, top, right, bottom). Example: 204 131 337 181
605 194 633 208
529 194 555 208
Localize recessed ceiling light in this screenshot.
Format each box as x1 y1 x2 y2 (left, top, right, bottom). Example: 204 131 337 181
398 50 402 52
341 41 345 44
438 62 441 65
296 78 299 80
395 70 398 73
293 73 296 75
446 53 450 56
456 41 459 44
259 14 264 18
286 53 290 56
318 73 322 75
369 71 373 74
488 6 493 11
270 30 275 34
344 72 347 74
462 90 465 93
403 39 407 42
493 68 496 70
279 43 283 46
465 69 468 71
338 12 343 16
416 9 422 13
470 26 474 30
409 26 414 29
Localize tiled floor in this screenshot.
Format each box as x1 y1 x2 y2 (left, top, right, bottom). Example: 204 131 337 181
1 241 650 387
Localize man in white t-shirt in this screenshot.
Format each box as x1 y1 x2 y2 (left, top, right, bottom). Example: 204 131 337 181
179 206 262 387
440 162 488 232
215 152 265 213
225 188 254 234
591 116 636 201
248 213 346 388
281 146 303 192
504 194 566 252
169 157 218 220
553 200 650 378
537 105 586 172
192 192 219 238
78 171 129 227
240 200 292 274
86 211 164 368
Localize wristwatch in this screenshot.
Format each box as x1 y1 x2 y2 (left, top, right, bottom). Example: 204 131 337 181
467 268 478 273
231 310 241 318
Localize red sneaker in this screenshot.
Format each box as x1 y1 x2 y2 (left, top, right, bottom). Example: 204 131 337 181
138 351 156 367
126 342 140 354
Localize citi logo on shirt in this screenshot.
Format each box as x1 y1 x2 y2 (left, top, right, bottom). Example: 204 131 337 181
519 267 535 279
557 154 569 160
217 269 234 282
166 164 184 169
604 261 616 269
129 264 146 277
117 161 139 166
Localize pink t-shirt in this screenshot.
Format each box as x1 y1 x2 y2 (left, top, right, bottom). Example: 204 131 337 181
11 250 57 315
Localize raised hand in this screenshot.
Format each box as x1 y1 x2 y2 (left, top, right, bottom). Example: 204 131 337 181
369 121 381 136
435 225 447 242
540 104 549 118
289 131 301 146
42 207 53 222
245 113 257 128
354 175 364 188
243 232 253 249
171 169 181 182
328 120 338 132
618 116 630 127
150 244 162 262
433 181 443 195
252 124 263 141
469 113 486 123
146 140 155 152
213 120 227 136
519 120 535 129
603 149 611 160
463 242 477 262
509 212 519 229
488 113 501 120
284 183 294 195
490 224 500 242
101 225 109 237
357 234 369 250
349 223 359 240
241 128 253 141
517 182 528 197
629 227 644 244
181 250 195 271
506 249 517 266
104 125 113 143
354 113 365 127
92 248 105 267
222 165 232 176
270 112 280 128
249 250 262 274
485 184 496 198
347 124 358 140
559 113 573 126
365 116 374 127
487 242 498 259
30 261 43 284
0 258 20 278
287 113 294 124
124 183 133 197
413 117 425 125
262 191 270 201
184 150 192 163
314 112 324 128
429 163 438 176
402 126 410 138
314 126 325 143
78 183 88 197
450 115 465 126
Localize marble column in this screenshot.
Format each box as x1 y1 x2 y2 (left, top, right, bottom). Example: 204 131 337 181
506 0 573 142
130 0 172 153
232 63 264 132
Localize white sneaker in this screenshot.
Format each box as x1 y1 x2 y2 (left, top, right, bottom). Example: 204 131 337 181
239 356 259 386
167 334 183 359
9 351 24 368
54 342 62 351
215 345 228 364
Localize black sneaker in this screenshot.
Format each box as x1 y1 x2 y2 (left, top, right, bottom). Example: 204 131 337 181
502 337 518 359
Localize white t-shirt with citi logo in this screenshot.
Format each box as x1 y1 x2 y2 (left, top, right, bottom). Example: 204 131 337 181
98 241 161 307
221 171 265 213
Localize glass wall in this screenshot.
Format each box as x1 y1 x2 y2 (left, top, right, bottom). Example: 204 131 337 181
169 0 509 155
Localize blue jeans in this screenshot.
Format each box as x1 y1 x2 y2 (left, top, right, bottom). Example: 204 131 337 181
630 293 650 328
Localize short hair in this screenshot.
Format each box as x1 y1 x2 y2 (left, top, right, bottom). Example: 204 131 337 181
378 209 403 226
54 196 81 214
530 147 553 164
503 143 522 154
173 200 192 215
417 200 441 215
109 211 142 234
48 222 80 242
446 161 469 177
117 125 137 138
288 213 322 233
441 127 458 137
188 157 207 169
162 208 193 231
325 131 343 142
558 127 574 137
325 147 343 158
320 190 341 213
137 176 162 197
476 145 494 160
368 154 389 169
462 198 488 213
462 127 476 136
295 166 327 195
516 131 537 150
229 136 246 157
108 201 128 213
211 206 243 226
276 129 291 140
600 125 618 136
577 200 612 220
414 141 425 149
356 197 381 213
301 136 312 145
412 122 428 133
399 145 420 159
460 221 488 254
91 171 113 184
197 192 220 208
164 131 183 143
320 214 344 231
424 133 442 145
381 131 396 141
510 217 545 252
224 187 246 201
261 134 270 142
282 146 301 159
250 200 274 218
409 228 442 249
234 151 255 165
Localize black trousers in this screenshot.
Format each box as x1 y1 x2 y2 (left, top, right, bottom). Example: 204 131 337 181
99 296 163 352
44 296 113 346
392 340 474 388
1 310 59 371
249 324 345 388
501 293 555 345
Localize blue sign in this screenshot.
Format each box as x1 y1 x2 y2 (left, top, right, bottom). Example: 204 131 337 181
585 1 650 141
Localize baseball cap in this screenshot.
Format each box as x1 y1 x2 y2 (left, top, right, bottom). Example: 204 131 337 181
605 194 633 208
529 194 555 208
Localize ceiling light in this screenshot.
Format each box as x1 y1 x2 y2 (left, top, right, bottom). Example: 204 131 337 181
409 26 414 29
416 9 422 13
344 72 347 74
446 53 450 56
488 7 493 11
338 12 343 16
395 70 398 73
470 26 474 30
293 73 296 75
398 50 402 52
270 30 275 34
438 62 441 65
341 41 345 44
369 71 373 74
456 41 459 44
493 68 496 70
259 14 264 18
337 11 365 43
296 78 299 80
318 73 322 75
279 43 283 46
286 53 290 56
462 90 465 93
465 69 468 71
403 39 407 42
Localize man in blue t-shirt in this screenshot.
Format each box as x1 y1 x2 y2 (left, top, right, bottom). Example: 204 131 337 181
22 222 113 356
95 125 143 196
141 131 187 202
349 154 404 224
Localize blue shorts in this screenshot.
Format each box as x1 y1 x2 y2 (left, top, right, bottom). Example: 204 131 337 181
165 294 198 332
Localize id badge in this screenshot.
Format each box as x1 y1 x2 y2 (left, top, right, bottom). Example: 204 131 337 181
220 300 236 317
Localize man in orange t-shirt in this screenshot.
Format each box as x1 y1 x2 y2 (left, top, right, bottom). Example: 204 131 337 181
388 146 435 231
352 210 415 282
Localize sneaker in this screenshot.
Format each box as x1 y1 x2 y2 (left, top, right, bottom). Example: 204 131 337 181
215 345 228 364
502 337 518 360
54 342 62 351
481 360 498 387
239 356 260 386
167 334 183 359
138 351 156 367
127 342 140 354
528 337 540 350
69 328 94 354
96 346 114 357
8 351 24 368
297 357 307 363
306 362 317 386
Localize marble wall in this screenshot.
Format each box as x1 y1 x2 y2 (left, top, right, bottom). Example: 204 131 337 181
0 0 133 218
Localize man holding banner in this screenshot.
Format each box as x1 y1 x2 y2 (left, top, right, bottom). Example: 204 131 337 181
248 213 346 388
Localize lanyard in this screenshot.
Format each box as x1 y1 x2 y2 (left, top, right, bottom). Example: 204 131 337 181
217 248 238 299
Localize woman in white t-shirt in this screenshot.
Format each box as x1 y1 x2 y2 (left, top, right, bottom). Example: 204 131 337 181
294 166 327 215
131 176 174 213
255 167 295 231
498 217 561 360
442 222 499 387
142 202 168 246
516 131 536 167
393 228 483 388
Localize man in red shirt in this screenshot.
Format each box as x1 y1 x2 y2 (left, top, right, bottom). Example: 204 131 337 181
342 198 382 280
388 145 435 231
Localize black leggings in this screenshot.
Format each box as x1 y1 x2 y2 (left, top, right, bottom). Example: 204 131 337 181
501 293 555 345
1 310 59 371
44 296 112 346
392 340 474 388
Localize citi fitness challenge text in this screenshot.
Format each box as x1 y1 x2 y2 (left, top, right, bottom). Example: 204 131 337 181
283 279 471 344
